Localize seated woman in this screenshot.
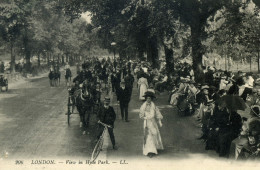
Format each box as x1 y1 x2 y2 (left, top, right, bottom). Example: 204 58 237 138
219 75 229 91
216 108 242 157
169 77 189 106
196 85 213 122
154 74 167 92
237 119 260 160
230 105 260 159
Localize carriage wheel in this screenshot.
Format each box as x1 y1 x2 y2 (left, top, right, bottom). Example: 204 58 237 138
67 109 70 125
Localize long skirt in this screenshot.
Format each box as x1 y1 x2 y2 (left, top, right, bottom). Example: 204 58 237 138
139 84 147 100
143 118 164 155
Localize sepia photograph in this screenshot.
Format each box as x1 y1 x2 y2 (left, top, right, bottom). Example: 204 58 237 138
0 0 260 169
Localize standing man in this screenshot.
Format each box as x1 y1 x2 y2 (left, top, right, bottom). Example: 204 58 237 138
111 72 117 92
117 81 131 122
124 71 134 97
97 97 117 150
115 70 121 97
123 64 127 78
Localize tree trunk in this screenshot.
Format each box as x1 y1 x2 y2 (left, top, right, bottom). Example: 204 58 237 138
66 54 68 63
47 52 50 66
147 37 159 69
119 51 127 61
69 55 73 64
10 41 15 73
191 26 203 83
62 55 64 65
24 29 31 73
164 44 174 75
257 49 259 73
250 55 252 72
38 53 41 67
138 48 145 61
58 54 60 65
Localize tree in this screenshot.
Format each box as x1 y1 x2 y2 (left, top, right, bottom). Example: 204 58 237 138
0 2 24 73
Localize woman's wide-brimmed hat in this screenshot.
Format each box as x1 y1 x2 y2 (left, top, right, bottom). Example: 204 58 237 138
201 85 209 90
143 91 156 99
251 105 260 117
180 77 190 83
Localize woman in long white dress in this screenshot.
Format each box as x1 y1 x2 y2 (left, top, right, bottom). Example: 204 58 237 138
138 74 148 100
139 91 164 158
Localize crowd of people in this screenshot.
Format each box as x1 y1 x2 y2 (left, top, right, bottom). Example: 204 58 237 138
65 57 167 156
65 56 260 160
166 64 260 159
128 60 260 159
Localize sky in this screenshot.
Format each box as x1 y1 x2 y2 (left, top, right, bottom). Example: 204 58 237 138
81 12 92 23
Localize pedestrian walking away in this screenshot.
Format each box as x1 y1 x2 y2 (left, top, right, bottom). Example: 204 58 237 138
138 73 148 101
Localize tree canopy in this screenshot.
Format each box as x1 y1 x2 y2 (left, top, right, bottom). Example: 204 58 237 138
1 0 260 76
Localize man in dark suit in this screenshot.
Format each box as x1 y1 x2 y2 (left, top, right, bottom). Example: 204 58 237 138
114 70 121 97
97 97 117 150
117 81 131 122
124 71 134 97
111 72 117 92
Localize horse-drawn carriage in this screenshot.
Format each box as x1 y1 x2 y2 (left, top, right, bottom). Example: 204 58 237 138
65 67 72 86
0 74 8 92
67 81 102 128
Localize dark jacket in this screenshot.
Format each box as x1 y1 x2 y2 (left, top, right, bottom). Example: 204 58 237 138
117 87 131 104
227 84 239 95
205 71 214 85
111 74 116 83
196 92 208 105
97 106 116 127
229 111 242 136
124 74 134 89
212 107 230 131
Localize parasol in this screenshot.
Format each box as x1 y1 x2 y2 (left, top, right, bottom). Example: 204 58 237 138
144 120 149 146
216 95 247 111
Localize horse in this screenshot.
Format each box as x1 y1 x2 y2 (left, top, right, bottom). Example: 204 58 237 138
48 71 55 86
65 68 72 86
53 70 61 86
74 84 95 131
